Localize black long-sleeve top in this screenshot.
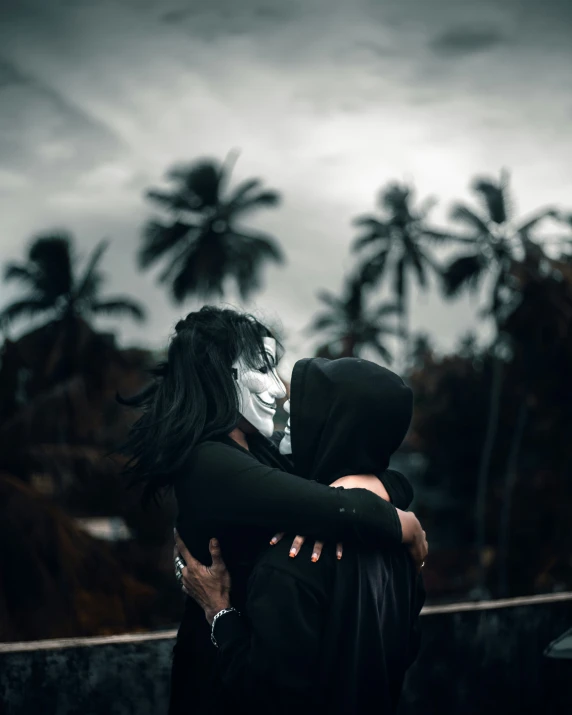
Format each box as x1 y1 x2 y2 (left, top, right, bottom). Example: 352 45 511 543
169 434 410 715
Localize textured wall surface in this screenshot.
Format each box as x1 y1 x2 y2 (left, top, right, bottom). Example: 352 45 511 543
398 597 572 715
1 597 571 715
0 635 175 715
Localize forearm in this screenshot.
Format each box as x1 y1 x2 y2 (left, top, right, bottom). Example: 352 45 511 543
183 445 404 547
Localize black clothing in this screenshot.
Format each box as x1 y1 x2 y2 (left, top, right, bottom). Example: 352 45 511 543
169 428 411 715
212 358 425 714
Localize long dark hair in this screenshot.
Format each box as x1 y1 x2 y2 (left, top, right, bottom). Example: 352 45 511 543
118 306 282 502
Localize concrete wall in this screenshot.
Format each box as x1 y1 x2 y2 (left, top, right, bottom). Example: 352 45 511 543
1 593 571 715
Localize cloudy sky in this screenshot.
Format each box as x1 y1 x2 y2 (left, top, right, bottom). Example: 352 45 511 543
1 0 571 375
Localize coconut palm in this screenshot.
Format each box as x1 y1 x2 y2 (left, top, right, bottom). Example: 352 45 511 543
0 233 146 328
139 153 284 303
352 182 457 361
442 170 557 597
308 275 402 362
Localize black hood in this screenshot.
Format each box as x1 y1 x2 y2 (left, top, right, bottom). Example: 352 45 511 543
290 357 413 485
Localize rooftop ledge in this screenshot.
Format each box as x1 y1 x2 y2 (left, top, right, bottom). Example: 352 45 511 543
2 590 571 653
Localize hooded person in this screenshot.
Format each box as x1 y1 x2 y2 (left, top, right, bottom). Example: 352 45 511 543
176 357 426 714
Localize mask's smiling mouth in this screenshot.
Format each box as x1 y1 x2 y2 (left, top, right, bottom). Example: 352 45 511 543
253 394 276 411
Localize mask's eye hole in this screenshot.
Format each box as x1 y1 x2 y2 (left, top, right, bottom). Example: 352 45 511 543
257 366 269 375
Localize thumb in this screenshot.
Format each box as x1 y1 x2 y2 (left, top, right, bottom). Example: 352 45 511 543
209 538 226 569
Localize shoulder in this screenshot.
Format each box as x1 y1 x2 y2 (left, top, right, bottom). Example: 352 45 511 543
189 440 261 475
176 440 263 490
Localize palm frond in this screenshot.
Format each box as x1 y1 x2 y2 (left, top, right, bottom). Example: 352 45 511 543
358 250 390 286
442 253 485 297
232 231 285 264
75 240 109 301
352 212 392 254
516 208 559 236
227 178 260 205
421 228 473 244
90 298 146 322
308 313 338 331
370 338 393 364
372 302 401 318
4 263 36 286
472 171 510 224
145 189 197 213
139 220 194 269
316 290 342 311
231 189 281 215
0 298 53 325
450 204 490 235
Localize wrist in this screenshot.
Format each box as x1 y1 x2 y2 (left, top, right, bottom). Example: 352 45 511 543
205 600 231 625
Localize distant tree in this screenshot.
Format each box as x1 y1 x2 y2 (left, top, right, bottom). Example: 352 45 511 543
352 182 458 361
456 332 480 360
0 233 145 383
442 170 557 597
309 275 402 362
407 332 435 370
139 152 284 303
0 234 146 329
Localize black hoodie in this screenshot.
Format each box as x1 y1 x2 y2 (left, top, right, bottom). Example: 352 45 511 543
213 358 425 714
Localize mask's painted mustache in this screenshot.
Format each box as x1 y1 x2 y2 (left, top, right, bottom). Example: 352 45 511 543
254 394 276 410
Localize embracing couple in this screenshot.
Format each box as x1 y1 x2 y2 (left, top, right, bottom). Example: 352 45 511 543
123 306 428 714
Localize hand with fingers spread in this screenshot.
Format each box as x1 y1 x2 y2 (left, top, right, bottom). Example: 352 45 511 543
268 473 394 563
269 532 343 562
174 529 231 624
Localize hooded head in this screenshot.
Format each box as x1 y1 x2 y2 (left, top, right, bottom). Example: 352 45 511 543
282 357 413 485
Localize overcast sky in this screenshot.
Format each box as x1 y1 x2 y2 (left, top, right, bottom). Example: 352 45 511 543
1 0 571 377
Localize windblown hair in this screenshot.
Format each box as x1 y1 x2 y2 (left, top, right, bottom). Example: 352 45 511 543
118 306 282 502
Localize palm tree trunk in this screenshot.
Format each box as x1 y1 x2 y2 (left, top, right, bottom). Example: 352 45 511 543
497 398 528 597
474 353 504 598
400 289 409 371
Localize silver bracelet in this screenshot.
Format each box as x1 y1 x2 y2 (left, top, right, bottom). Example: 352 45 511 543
210 607 240 648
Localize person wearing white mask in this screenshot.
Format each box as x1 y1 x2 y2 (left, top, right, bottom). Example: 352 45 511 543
120 306 427 715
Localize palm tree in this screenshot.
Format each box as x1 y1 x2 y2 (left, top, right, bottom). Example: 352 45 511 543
308 275 402 362
139 152 284 303
0 233 146 382
0 233 146 328
441 170 556 597
352 182 457 363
